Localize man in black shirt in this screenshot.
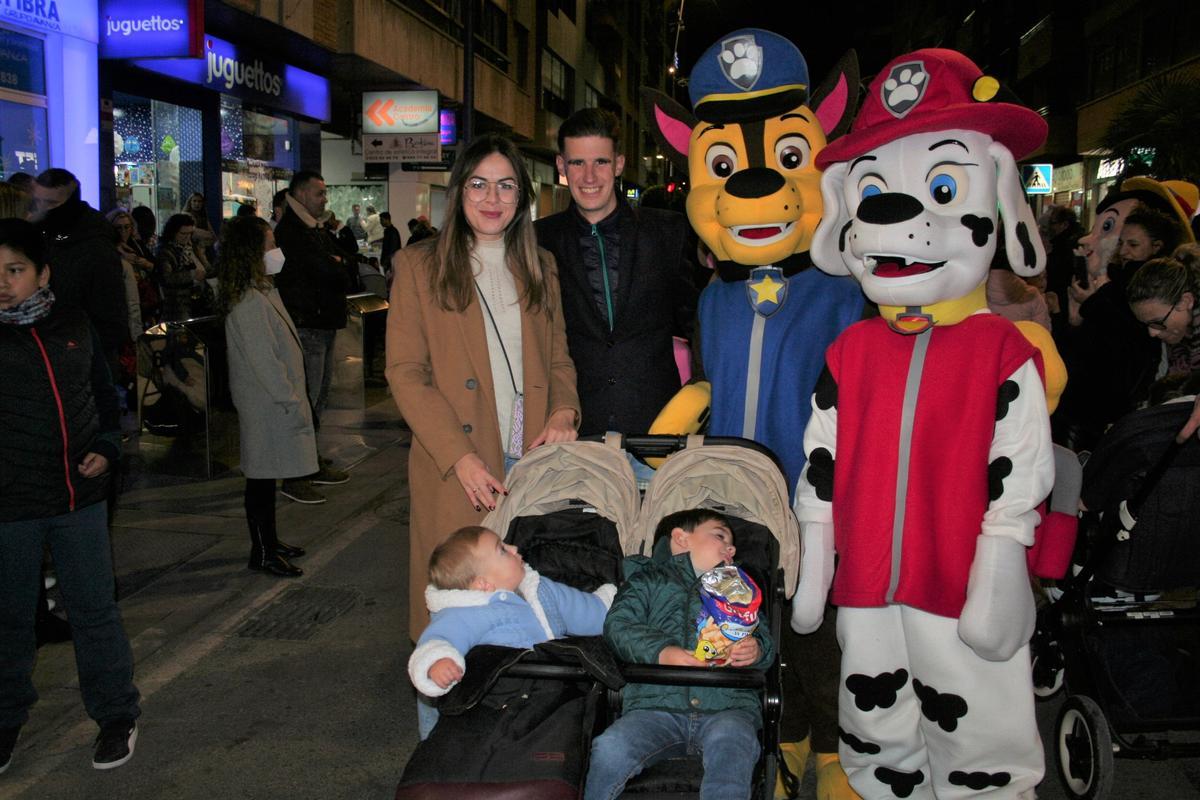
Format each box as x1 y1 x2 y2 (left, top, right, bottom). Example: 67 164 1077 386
535 109 697 437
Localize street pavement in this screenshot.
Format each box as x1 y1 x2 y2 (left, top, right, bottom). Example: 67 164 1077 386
5 397 1199 799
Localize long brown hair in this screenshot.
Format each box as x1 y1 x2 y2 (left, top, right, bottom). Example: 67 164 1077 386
429 134 549 314
217 216 272 315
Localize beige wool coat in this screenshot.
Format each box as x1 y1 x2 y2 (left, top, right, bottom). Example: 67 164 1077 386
226 287 319 479
385 242 580 638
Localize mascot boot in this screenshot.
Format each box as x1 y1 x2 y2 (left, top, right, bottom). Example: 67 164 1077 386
774 737 811 799
815 751 861 800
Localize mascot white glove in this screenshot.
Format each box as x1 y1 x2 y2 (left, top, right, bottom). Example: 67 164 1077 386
958 535 1035 661
791 521 835 634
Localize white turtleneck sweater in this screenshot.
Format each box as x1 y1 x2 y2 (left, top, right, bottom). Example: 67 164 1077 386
472 238 524 454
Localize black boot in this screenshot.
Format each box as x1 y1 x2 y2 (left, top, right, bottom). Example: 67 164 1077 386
275 541 306 559
247 520 302 578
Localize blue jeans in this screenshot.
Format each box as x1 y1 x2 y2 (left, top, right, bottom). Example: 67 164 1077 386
584 709 760 800
0 502 141 729
298 327 337 428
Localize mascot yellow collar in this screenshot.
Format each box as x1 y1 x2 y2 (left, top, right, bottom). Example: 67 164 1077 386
879 283 987 334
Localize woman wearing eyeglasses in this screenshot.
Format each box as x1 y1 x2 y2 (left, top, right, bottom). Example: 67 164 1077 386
1128 246 1200 388
386 134 580 640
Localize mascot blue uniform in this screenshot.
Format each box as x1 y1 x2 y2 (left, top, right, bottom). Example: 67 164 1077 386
646 29 864 799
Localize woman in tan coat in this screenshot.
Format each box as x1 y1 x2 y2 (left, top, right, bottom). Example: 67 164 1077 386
386 134 580 639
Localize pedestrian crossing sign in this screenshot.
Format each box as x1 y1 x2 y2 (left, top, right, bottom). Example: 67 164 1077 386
1022 164 1053 195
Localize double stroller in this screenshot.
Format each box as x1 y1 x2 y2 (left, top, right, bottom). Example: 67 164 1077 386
1031 400 1200 799
395 434 799 799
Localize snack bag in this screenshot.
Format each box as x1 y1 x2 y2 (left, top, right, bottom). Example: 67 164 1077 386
693 565 761 663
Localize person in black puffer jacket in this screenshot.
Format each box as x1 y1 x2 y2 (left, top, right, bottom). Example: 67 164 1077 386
0 218 142 772
32 169 129 375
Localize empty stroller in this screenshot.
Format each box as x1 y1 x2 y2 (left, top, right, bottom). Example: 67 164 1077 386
1031 401 1200 799
394 434 798 799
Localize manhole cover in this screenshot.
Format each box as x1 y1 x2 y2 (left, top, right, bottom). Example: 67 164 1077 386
237 585 361 640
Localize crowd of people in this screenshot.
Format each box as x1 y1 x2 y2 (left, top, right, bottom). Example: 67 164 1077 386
3 94 1198 793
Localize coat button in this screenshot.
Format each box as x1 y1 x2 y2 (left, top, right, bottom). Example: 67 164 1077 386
466 378 477 389
690 697 701 708
462 424 473 433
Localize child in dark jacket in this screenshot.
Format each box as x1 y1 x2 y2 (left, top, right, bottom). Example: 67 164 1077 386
0 218 141 773
408 525 615 738
584 509 774 800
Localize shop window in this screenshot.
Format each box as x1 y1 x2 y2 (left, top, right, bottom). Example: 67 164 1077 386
113 93 205 226
0 27 48 180
219 95 296 219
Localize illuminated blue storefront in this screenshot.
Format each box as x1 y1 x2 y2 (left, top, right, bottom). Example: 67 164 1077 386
1 0 102 205
99 3 330 225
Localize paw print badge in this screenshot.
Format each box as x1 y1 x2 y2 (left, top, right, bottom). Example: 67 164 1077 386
718 33 763 91
882 61 928 118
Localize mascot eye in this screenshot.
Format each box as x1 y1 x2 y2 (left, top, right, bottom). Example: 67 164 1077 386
774 135 811 171
927 165 968 206
1101 217 1115 233
705 144 738 179
857 175 886 200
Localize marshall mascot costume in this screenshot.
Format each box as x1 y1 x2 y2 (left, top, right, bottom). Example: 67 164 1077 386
645 31 865 799
795 50 1057 799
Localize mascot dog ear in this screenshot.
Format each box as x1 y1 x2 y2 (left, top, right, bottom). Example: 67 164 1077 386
990 141 1046 277
810 50 859 140
641 88 695 172
810 161 856 276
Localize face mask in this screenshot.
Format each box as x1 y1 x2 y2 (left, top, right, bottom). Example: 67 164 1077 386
264 247 286 275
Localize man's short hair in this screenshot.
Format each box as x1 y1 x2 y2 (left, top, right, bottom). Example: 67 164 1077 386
271 189 288 210
380 212 392 222
7 172 34 191
653 508 731 544
34 167 78 190
557 108 621 154
429 525 491 590
289 170 324 195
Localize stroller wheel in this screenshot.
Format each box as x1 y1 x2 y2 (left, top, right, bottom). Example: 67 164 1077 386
1054 695 1114 799
1031 650 1065 699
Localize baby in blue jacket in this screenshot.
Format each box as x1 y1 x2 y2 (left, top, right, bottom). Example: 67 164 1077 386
408 525 616 710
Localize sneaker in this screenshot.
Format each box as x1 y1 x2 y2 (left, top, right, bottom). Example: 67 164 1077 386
0 726 19 774
311 463 349 485
280 479 326 505
92 719 137 770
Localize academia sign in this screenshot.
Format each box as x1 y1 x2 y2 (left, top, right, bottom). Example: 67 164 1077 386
362 90 438 134
99 0 203 58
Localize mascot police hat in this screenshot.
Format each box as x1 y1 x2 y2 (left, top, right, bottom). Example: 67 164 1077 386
817 48 1046 169
688 28 810 123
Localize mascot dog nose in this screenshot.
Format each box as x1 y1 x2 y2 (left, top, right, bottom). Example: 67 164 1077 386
725 168 785 199
858 192 925 224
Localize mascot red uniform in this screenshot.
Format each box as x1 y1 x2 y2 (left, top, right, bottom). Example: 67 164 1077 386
645 31 864 798
795 50 1055 799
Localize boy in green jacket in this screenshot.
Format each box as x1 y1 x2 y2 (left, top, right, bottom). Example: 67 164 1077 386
584 509 775 800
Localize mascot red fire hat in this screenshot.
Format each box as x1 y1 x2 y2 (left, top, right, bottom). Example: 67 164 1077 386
817 48 1046 169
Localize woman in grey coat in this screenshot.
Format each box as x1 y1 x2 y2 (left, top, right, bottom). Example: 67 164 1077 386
219 216 317 577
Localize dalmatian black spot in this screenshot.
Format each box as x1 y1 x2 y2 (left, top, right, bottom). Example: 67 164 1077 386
1016 221 1037 268
960 214 994 247
846 668 908 711
838 219 853 252
913 678 969 732
806 447 835 502
875 766 925 798
949 770 1012 790
814 366 838 411
988 457 1013 503
995 380 1019 421
839 727 881 755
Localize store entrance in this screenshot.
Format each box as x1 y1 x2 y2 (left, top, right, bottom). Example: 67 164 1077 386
112 92 204 224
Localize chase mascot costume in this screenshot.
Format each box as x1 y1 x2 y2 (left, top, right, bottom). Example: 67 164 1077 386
645 30 865 799
794 49 1055 799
